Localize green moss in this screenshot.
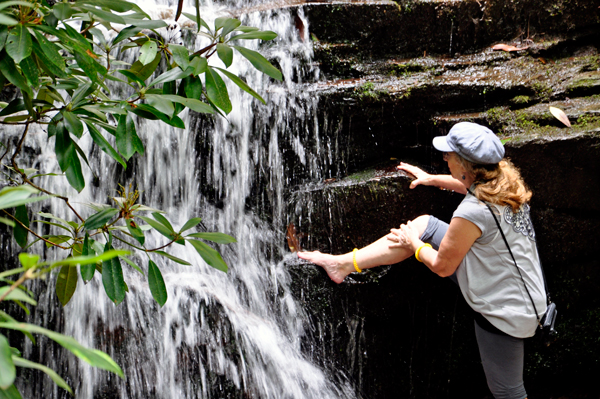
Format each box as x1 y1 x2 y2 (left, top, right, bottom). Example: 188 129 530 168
511 95 532 105
354 82 389 100
532 82 553 102
346 168 376 182
388 63 424 76
361 82 375 91
481 105 599 137
399 87 413 100
314 43 363 78
580 55 600 72
576 114 600 127
546 1 567 16
567 71 600 92
397 0 414 13
484 106 510 126
515 111 540 131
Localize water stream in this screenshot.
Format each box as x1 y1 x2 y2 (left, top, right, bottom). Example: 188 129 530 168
15 1 357 397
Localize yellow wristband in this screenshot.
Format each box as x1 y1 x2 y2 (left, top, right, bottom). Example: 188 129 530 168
352 248 362 273
415 243 432 263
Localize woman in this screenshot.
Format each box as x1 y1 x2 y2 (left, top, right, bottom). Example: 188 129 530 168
298 122 547 399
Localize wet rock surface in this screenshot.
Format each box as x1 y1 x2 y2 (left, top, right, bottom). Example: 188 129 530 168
277 0 600 397
306 0 600 59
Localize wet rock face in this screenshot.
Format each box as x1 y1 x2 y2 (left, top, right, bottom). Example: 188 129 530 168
303 45 600 182
285 0 600 397
306 0 600 58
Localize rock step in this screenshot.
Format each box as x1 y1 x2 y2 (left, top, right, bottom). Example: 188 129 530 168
435 96 600 136
304 49 600 178
313 47 600 106
302 0 600 58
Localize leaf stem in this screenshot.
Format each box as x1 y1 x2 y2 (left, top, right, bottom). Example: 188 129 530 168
112 232 176 252
0 268 36 303
112 234 145 251
146 239 177 252
191 42 217 57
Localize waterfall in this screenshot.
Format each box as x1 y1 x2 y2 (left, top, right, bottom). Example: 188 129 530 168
13 1 358 398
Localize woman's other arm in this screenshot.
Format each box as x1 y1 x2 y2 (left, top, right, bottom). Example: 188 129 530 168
393 217 481 277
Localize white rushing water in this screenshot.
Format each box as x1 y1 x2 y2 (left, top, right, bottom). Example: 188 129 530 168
13 0 358 398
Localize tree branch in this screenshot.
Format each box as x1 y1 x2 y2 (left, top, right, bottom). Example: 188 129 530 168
0 142 9 164
1 209 70 250
10 121 30 167
9 123 86 223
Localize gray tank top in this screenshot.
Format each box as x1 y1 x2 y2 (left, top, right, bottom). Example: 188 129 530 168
453 193 547 338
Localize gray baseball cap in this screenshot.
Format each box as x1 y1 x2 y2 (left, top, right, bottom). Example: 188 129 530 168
432 122 505 164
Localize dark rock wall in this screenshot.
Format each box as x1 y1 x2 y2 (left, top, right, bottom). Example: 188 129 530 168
286 0 600 397
306 0 600 58
288 134 600 399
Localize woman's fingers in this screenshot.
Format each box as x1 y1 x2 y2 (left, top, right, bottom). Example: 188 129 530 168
397 162 429 189
397 162 423 175
386 230 400 242
387 227 412 249
400 221 420 243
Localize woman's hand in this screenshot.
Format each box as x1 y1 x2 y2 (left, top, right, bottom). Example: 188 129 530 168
386 228 410 249
397 162 432 189
387 221 421 250
401 220 422 248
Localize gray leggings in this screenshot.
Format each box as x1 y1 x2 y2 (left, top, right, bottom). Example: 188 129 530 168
421 215 528 399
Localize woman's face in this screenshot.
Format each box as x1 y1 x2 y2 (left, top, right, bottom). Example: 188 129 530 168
444 152 464 181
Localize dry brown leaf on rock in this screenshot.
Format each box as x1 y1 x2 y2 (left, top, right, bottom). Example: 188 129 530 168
549 106 571 127
286 223 302 253
491 43 528 52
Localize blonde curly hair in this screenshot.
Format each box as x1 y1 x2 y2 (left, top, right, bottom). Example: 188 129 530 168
457 157 532 212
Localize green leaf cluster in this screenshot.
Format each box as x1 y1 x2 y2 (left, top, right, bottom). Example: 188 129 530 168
1 245 127 395
0 186 236 395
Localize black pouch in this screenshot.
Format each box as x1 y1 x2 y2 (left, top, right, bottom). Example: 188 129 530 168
538 302 558 346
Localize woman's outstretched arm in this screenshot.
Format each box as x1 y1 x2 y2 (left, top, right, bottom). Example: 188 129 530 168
397 162 467 194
